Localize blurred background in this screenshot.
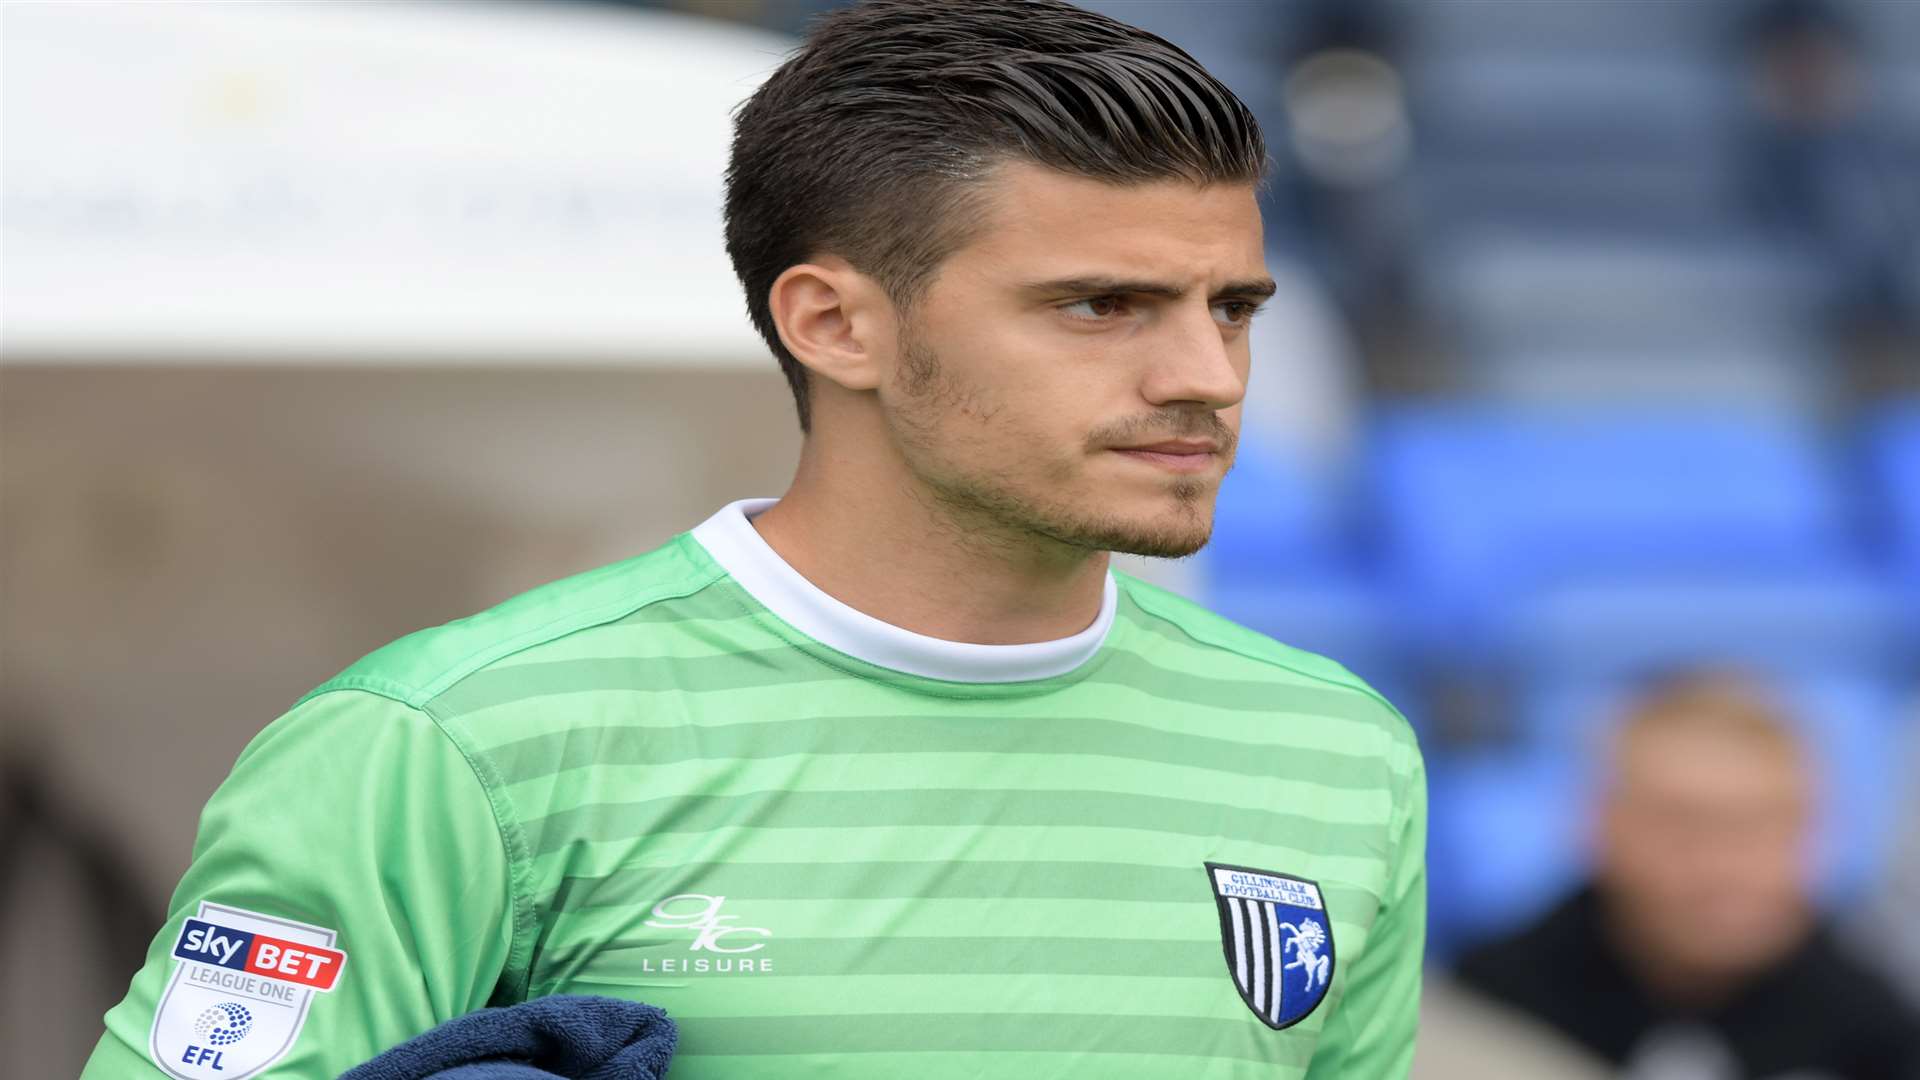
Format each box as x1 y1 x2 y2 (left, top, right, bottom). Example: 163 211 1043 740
3 1 1916 1077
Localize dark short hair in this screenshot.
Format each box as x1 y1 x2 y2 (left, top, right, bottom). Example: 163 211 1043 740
723 0 1269 433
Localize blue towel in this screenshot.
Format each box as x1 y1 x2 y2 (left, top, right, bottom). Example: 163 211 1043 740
337 994 676 1080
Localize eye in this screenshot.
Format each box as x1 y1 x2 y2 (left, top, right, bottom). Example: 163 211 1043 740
1058 295 1129 322
1214 300 1267 327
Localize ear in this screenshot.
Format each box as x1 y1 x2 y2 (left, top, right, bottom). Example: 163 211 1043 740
767 255 894 393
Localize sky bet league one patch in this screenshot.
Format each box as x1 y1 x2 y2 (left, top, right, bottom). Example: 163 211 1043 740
148 901 347 1079
1205 862 1335 1031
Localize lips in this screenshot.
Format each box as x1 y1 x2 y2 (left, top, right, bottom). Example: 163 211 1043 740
1109 440 1223 474
1114 440 1220 455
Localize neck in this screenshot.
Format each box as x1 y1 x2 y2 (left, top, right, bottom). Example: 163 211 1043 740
748 440 1111 645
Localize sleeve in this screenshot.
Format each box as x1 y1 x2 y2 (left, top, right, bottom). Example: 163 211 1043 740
1304 732 1428 1080
80 688 520 1079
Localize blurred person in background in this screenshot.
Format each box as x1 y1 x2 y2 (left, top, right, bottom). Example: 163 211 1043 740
1454 671 1920 1080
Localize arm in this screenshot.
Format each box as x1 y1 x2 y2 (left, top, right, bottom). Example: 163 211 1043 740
1306 734 1428 1080
81 688 519 1078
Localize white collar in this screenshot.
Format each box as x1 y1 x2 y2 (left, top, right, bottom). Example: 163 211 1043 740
689 497 1117 683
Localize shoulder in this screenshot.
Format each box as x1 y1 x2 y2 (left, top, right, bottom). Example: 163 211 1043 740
296 532 726 712
1112 570 1417 753
1783 925 1920 1043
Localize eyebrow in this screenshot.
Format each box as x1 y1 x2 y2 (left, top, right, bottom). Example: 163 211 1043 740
1015 275 1280 302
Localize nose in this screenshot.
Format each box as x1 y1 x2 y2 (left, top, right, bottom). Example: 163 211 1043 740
1138 303 1247 412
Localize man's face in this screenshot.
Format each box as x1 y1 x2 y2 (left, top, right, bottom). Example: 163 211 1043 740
1598 721 1813 984
875 160 1269 559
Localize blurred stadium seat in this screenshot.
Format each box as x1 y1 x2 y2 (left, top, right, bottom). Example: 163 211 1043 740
1465 337 1834 410
1507 573 1910 677
1206 433 1358 579
1366 404 1863 652
1866 402 1920 595
1425 747 1591 959
1413 229 1840 352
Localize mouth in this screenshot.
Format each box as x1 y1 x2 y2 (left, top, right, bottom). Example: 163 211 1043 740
1109 439 1222 473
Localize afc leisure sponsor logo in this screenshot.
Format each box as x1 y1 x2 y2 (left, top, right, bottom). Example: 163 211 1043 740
641 893 776 974
1205 862 1335 1031
149 902 346 1078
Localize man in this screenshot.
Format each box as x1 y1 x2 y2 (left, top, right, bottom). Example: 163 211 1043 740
1454 672 1920 1080
83 1 1425 1076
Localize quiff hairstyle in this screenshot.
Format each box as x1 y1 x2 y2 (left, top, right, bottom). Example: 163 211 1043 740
723 0 1270 433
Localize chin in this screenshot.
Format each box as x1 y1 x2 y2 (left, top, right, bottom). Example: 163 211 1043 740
940 467 1220 557
1109 532 1212 559
1061 497 1218 559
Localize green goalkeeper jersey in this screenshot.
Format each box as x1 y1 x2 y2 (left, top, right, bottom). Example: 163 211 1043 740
84 497 1426 1079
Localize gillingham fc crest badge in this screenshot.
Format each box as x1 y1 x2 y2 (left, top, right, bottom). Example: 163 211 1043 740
1204 862 1335 1030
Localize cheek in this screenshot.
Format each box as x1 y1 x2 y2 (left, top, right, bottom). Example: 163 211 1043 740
946 340 1102 435
906 318 1144 479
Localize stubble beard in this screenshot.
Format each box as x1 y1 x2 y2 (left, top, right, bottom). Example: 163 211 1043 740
890 326 1221 561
